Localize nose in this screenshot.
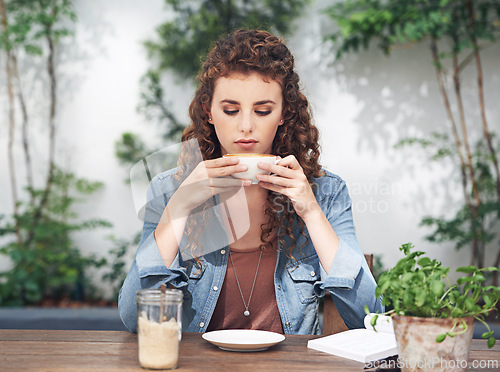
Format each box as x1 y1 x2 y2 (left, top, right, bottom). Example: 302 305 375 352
238 113 254 133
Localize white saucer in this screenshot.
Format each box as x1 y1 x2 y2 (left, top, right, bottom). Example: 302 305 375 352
202 329 285 352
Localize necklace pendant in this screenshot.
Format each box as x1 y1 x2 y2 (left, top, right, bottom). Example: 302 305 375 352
244 310 250 316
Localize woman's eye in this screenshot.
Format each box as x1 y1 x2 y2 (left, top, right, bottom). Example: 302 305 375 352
256 110 272 116
223 110 238 116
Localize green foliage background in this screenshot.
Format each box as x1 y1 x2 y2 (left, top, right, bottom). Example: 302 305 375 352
0 0 119 306
0 169 112 305
325 0 500 274
2 0 499 307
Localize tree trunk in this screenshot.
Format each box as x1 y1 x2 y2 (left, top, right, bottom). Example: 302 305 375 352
466 0 500 209
452 49 481 267
12 53 34 196
46 22 57 194
0 0 22 246
430 40 470 206
28 11 58 244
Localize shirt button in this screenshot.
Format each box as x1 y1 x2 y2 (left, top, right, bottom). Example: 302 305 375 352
213 286 218 291
199 322 205 328
285 322 291 327
277 285 281 290
310 271 315 277
220 249 226 254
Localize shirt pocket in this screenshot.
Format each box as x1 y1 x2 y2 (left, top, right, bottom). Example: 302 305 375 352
286 257 320 304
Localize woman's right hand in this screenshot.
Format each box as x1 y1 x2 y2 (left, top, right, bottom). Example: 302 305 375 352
167 157 250 218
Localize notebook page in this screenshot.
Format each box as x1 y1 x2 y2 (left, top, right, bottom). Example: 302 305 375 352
307 329 398 363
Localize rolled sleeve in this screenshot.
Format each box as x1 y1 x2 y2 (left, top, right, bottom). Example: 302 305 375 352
318 238 362 290
135 232 189 288
311 172 383 328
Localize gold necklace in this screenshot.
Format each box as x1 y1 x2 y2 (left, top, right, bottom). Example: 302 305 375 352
228 249 263 317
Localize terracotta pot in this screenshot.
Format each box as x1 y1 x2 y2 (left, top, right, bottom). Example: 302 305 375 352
392 315 474 372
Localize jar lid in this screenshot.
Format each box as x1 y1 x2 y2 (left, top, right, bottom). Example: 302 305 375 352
137 288 183 304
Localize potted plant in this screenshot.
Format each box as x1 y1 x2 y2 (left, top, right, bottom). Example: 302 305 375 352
371 243 500 371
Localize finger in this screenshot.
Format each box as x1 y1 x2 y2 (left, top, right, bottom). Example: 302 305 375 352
205 157 240 168
179 178 250 195
255 174 293 188
276 155 301 170
258 161 296 179
258 181 289 195
207 163 249 178
212 165 249 178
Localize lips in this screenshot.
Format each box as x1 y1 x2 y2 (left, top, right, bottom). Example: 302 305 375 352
235 139 258 149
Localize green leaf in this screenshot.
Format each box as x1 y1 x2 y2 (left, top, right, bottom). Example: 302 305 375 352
401 272 414 282
400 243 414 255
417 257 432 267
481 267 499 272
415 288 427 307
430 279 445 296
378 278 391 294
481 331 494 339
464 297 476 311
456 266 477 274
487 336 496 349
403 289 414 307
457 276 475 285
483 295 493 308
436 333 446 343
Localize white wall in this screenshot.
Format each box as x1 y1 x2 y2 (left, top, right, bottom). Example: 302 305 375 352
290 1 500 276
1 0 499 291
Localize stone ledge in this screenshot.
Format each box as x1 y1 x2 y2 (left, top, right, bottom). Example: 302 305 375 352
0 307 128 331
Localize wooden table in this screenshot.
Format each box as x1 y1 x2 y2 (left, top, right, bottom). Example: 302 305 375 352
1 329 499 371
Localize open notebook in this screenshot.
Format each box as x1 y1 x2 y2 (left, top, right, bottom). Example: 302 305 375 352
308 314 397 363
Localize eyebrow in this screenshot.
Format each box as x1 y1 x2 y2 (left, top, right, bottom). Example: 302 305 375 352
220 99 276 105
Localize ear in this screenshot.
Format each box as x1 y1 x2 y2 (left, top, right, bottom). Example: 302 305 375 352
203 105 212 123
278 118 284 126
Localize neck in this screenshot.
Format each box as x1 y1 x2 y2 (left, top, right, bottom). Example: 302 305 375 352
221 184 269 210
222 185 275 252
244 184 269 203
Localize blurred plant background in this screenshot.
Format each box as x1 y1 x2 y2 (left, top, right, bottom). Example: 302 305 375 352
0 0 499 307
325 0 500 282
0 0 113 306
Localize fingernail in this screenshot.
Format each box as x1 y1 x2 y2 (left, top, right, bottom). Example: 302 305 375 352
238 165 248 171
242 180 252 186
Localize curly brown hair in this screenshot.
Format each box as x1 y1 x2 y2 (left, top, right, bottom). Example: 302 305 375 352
180 29 323 261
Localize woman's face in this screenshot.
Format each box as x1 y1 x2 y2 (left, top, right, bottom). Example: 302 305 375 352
209 72 283 155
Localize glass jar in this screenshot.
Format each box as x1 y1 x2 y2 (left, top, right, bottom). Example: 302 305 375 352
137 288 183 370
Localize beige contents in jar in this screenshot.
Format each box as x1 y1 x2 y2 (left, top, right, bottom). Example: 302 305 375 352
138 313 179 369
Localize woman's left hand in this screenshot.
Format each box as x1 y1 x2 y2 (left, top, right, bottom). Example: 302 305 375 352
255 155 321 220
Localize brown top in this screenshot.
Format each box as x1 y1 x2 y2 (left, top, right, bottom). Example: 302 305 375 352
207 247 284 334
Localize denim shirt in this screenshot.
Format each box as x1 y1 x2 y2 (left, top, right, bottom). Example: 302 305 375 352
118 168 383 334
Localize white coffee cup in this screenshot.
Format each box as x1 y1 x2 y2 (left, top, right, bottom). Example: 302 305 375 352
223 154 278 184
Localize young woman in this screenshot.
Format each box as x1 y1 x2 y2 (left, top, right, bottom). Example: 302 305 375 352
118 29 383 335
